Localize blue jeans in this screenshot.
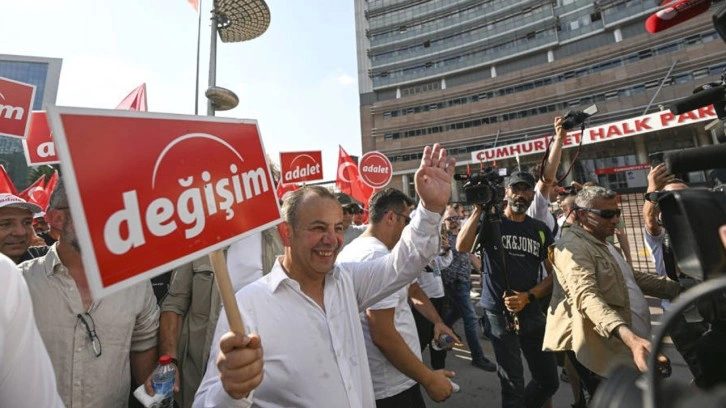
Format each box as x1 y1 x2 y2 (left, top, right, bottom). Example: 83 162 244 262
484 310 559 408
444 280 485 362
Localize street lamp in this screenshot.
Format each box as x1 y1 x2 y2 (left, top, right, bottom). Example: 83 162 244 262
206 0 271 116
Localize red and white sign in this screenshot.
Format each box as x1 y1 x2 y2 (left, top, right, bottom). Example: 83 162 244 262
359 151 393 189
47 106 281 298
594 163 651 176
471 106 717 163
279 151 323 184
23 111 58 165
0 77 36 139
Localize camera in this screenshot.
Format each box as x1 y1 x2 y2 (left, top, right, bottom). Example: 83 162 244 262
561 104 598 131
454 167 505 207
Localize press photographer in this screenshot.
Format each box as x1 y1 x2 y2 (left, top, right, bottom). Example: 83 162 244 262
456 170 559 407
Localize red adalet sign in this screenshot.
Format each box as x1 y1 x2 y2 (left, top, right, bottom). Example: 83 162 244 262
47 107 281 298
0 76 36 139
23 111 59 165
279 150 323 184
359 151 393 189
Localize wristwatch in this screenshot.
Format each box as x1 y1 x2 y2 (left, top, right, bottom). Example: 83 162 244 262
527 292 536 304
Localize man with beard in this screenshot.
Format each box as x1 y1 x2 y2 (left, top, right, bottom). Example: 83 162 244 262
20 180 160 408
458 171 559 408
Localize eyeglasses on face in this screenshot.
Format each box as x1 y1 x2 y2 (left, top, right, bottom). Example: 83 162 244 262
77 312 102 357
445 215 462 222
582 208 621 219
393 211 411 225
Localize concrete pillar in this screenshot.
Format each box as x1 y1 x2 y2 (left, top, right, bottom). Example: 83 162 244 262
560 150 573 185
451 170 460 202
547 50 554 63
396 87 401 99
441 78 447 90
402 174 410 197
490 66 497 78
634 136 648 164
614 28 623 43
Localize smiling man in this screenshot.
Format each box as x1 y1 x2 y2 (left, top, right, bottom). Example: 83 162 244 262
194 144 456 408
0 194 48 264
544 186 681 397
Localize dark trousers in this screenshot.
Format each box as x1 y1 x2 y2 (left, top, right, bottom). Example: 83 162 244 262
485 310 559 408
412 296 447 370
375 383 426 408
565 351 602 398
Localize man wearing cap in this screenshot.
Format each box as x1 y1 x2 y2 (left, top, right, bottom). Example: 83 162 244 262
0 193 49 264
458 170 559 408
336 192 367 246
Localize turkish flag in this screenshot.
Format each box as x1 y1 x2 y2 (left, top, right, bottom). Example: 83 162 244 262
18 175 45 204
39 171 59 211
276 180 299 201
187 0 199 11
336 146 373 207
0 165 18 195
115 83 147 112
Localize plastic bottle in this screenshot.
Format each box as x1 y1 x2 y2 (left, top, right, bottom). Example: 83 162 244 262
431 333 455 351
151 355 176 408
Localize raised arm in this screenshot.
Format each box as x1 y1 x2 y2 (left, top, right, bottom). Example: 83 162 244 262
643 164 672 237
535 116 567 198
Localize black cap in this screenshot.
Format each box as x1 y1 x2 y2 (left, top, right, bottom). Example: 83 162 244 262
508 171 535 188
334 192 362 209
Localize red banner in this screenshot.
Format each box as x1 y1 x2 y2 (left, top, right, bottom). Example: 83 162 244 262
594 163 651 175
47 107 281 298
336 146 372 207
279 151 323 184
0 76 36 139
23 111 58 165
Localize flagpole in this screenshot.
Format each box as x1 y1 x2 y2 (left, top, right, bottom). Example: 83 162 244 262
194 0 203 115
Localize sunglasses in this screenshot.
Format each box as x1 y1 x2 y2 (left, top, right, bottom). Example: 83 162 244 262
445 215 462 222
393 212 411 225
582 208 621 219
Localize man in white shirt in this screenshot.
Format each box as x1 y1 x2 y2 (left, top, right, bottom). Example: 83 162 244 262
337 188 458 407
193 144 456 408
0 252 63 408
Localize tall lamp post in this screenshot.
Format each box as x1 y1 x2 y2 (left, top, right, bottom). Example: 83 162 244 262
205 0 270 116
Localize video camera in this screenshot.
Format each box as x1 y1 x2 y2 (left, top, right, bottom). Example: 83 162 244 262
453 167 505 207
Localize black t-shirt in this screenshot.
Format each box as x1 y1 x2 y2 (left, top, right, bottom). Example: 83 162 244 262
479 215 553 315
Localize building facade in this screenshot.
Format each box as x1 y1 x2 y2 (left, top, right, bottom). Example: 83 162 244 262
0 54 62 189
353 0 724 200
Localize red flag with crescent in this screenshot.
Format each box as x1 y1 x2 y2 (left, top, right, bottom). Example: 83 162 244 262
0 165 18 195
336 146 373 206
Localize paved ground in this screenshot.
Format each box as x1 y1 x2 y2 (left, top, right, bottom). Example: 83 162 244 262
419 297 693 408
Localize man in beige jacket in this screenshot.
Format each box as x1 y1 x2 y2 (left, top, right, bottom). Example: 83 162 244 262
543 186 681 396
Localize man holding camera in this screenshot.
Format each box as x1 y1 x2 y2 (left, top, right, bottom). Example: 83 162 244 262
458 171 559 408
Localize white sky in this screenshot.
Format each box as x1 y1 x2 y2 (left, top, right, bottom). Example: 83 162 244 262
1 0 363 181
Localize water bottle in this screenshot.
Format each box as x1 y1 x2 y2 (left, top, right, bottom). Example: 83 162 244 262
151 355 176 408
431 333 455 351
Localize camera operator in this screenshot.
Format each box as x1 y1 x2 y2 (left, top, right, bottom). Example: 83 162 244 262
457 171 559 408
544 186 681 397
643 164 711 386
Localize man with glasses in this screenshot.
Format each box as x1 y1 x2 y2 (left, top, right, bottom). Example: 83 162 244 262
338 188 459 407
20 180 161 408
544 186 681 397
441 204 497 373
458 171 559 407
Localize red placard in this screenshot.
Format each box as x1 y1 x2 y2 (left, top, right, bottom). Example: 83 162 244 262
23 111 59 165
47 106 281 298
0 77 36 139
279 151 323 184
359 151 393 189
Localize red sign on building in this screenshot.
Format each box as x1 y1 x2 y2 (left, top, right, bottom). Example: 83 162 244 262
47 107 281 298
23 111 59 165
359 151 393 189
279 151 323 184
0 77 36 139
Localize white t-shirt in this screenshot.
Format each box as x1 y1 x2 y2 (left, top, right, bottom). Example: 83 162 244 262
338 236 421 400
527 189 556 233
608 244 651 339
417 251 451 299
0 254 63 408
643 227 670 309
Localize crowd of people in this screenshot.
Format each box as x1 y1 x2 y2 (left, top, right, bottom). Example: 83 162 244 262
2 123 725 408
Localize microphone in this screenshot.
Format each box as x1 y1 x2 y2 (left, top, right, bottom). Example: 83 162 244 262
664 144 726 174
669 84 726 115
645 0 712 34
